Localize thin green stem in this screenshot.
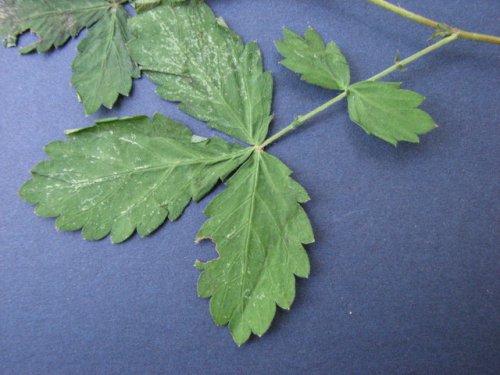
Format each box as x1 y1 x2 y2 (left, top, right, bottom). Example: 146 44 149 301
259 92 347 149
368 33 458 81
369 0 500 45
259 34 458 149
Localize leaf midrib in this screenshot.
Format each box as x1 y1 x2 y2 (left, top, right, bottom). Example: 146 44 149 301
36 148 250 188
229 153 275 332
142 5 255 144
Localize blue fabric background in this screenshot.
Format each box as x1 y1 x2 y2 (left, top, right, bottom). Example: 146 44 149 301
0 1 499 374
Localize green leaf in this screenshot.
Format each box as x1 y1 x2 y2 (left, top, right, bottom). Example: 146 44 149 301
128 0 273 145
0 0 140 114
0 0 110 52
275 27 350 90
71 7 140 115
133 0 185 12
20 114 251 243
133 0 161 12
347 81 436 145
195 151 314 345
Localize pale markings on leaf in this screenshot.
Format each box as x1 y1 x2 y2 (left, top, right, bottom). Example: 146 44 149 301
20 114 251 243
196 151 314 345
128 0 273 145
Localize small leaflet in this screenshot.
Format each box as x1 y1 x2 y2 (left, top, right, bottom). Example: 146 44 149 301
71 7 140 115
275 27 350 90
347 81 436 145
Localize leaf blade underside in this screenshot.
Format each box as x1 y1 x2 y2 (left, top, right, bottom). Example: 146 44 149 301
275 27 350 90
133 0 161 13
20 114 251 243
0 0 110 52
133 0 186 13
128 0 273 145
347 81 437 145
196 151 314 345
71 6 140 115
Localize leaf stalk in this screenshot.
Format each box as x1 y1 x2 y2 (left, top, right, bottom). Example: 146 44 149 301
259 92 347 148
367 33 458 81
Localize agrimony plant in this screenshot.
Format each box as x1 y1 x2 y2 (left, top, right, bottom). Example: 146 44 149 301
3 0 499 345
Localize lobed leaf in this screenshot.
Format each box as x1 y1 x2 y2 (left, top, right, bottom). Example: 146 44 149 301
20 114 251 243
0 0 148 114
0 0 110 52
71 6 140 115
275 27 350 90
196 151 314 345
128 0 273 145
347 81 436 145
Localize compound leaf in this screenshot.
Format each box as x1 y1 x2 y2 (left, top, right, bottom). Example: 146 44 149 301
275 27 350 90
20 114 251 243
128 0 273 145
0 0 110 52
195 151 314 345
72 6 140 115
347 81 436 145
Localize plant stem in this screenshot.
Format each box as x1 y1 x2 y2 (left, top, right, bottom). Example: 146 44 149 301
368 33 458 81
259 92 347 149
259 34 458 149
369 0 500 45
